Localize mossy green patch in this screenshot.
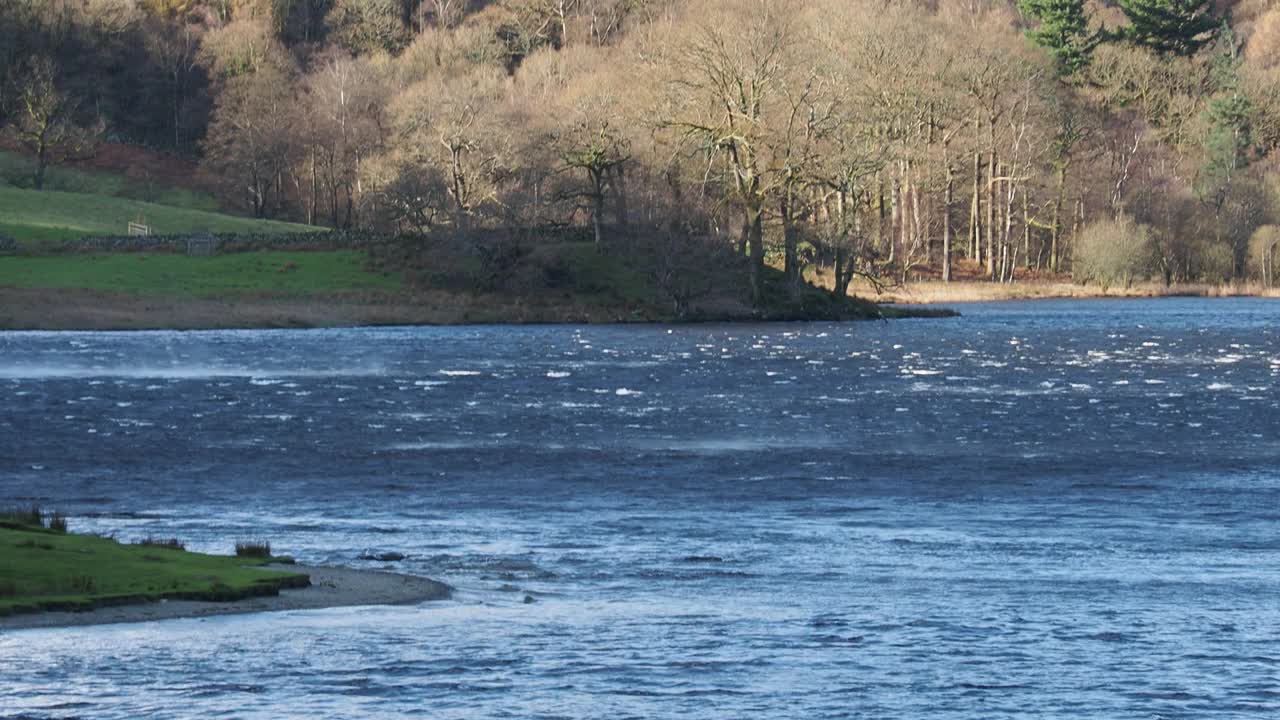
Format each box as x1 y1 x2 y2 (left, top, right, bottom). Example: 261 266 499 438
0 524 308 616
0 250 400 296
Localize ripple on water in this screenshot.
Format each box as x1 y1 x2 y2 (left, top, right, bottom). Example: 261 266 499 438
3 300 1280 718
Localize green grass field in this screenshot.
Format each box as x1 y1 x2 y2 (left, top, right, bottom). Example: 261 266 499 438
0 185 317 249
0 250 400 295
0 519 308 616
0 155 398 298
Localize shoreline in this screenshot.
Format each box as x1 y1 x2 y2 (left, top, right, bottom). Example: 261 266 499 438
0 287 947 331
3 282 1275 332
869 280 1280 305
0 564 451 630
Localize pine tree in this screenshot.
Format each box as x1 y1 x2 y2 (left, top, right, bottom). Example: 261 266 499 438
1019 0 1099 76
1117 0 1219 56
1197 30 1253 209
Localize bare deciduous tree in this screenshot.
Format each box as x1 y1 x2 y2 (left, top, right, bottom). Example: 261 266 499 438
662 0 801 305
202 66 298 217
393 68 511 230
5 56 103 190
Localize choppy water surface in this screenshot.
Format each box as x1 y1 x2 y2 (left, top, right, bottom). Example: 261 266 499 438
3 298 1280 719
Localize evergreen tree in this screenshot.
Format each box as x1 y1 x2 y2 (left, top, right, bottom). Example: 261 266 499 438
1197 31 1253 208
1117 0 1219 56
1019 0 1098 76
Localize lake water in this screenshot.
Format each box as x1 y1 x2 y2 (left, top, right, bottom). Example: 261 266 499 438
2 298 1280 719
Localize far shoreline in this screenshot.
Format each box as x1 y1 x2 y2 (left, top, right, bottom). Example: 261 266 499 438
0 564 451 631
4 282 1277 332
0 287 955 331
869 279 1280 306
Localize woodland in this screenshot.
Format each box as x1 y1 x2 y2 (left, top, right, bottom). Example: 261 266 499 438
4 0 1280 306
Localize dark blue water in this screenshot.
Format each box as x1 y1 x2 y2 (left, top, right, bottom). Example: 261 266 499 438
3 298 1280 718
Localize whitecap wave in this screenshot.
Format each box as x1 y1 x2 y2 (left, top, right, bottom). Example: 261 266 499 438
0 365 384 380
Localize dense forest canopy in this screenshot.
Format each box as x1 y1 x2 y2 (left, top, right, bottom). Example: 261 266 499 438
5 0 1280 300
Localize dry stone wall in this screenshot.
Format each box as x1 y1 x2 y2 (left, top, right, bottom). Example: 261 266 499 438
59 230 383 254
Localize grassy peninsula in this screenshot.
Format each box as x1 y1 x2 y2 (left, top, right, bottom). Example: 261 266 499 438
0 147 957 328
0 509 308 617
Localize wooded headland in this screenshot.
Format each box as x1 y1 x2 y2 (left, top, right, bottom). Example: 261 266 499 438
3 1 1279 321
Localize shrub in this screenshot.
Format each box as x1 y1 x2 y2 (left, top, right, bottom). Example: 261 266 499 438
1194 240 1235 284
234 540 272 558
1250 225 1280 286
47 511 67 533
473 236 527 291
68 575 97 593
1 504 44 528
1072 215 1153 289
136 536 186 551
1 504 64 530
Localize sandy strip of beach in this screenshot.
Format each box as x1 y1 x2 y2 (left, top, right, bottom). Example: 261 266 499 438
0 565 451 631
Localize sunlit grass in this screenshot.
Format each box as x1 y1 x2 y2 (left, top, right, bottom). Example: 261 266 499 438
0 524 307 615
0 250 400 296
0 185 317 250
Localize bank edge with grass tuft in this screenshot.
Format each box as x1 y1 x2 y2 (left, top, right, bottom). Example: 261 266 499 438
0 523 309 617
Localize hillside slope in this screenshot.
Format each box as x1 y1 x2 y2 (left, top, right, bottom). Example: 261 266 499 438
0 186 317 249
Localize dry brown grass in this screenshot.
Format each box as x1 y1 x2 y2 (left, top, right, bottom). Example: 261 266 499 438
805 260 1280 305
868 280 1280 304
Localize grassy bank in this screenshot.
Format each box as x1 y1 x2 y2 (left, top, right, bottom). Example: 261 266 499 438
0 185 316 250
393 236 956 324
0 232 956 328
0 250 399 296
0 511 308 617
0 159 957 326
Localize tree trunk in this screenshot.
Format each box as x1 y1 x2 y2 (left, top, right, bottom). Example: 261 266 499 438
1022 184 1030 270
1051 162 1067 273
943 152 953 283
747 207 765 306
308 150 317 226
1071 198 1083 270
33 136 49 191
592 189 605 250
986 148 997 279
591 169 606 251
558 2 569 49
832 190 848 298
875 175 885 259
592 201 604 249
173 75 182 150
970 148 981 264
888 172 899 265
614 165 629 229
781 191 799 298
250 171 265 217
910 163 922 268
1003 164 1016 284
